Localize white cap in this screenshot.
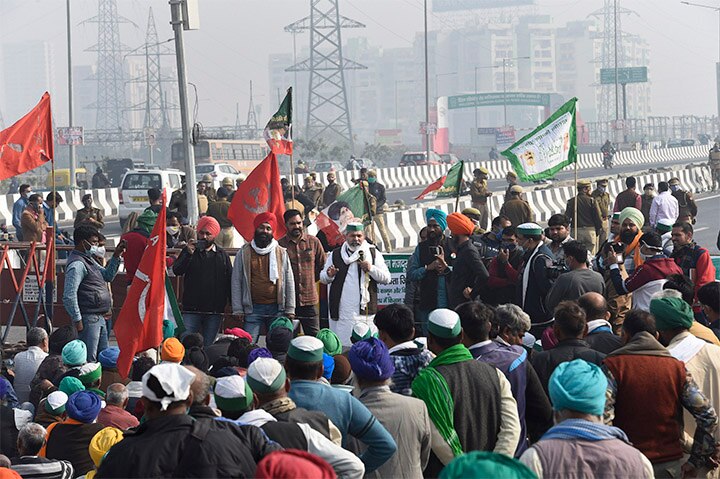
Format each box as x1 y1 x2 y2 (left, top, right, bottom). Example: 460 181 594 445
287 336 325 362
46 391 68 414
141 363 196 411
247 358 286 393
215 375 248 400
428 308 461 338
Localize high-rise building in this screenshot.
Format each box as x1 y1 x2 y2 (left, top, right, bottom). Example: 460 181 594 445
1 41 55 123
556 20 598 121
74 65 98 130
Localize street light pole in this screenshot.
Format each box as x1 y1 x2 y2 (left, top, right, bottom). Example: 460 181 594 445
681 1 720 132
66 0 76 188
474 66 478 133
170 0 198 224
502 59 508 126
424 0 431 160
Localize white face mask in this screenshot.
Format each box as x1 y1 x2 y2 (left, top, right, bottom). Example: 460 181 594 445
167 226 180 236
90 245 105 259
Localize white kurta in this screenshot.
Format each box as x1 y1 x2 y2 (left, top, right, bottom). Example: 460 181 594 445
320 243 391 346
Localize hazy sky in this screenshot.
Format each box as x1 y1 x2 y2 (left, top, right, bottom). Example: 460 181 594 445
1 0 718 127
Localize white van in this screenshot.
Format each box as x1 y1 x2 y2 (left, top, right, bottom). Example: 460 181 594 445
119 168 184 225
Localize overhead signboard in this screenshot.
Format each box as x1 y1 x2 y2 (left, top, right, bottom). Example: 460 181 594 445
600 67 648 84
56 126 84 145
433 0 534 12
448 92 550 110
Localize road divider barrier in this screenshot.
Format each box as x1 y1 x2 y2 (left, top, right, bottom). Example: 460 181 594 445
1 188 120 228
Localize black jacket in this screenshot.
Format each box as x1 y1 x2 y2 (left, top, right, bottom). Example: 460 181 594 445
449 240 488 309
585 331 623 355
97 413 277 478
530 339 606 394
172 246 232 313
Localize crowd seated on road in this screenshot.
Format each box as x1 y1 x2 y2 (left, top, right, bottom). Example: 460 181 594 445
0 171 718 478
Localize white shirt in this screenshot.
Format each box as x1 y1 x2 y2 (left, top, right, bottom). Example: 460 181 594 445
320 242 391 346
12 346 48 403
649 191 679 227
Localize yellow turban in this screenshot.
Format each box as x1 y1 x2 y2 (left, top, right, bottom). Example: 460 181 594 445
89 427 124 467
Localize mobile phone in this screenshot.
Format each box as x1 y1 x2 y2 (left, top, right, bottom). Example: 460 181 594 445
430 246 440 256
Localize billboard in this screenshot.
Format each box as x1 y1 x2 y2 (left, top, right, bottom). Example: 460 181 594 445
448 92 550 109
600 67 648 85
56 126 84 146
433 0 534 12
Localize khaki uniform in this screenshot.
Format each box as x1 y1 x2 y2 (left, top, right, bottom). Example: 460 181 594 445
672 189 698 224
469 179 491 231
499 199 534 228
591 188 611 249
565 193 603 254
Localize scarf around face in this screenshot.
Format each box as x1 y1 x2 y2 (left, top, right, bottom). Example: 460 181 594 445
412 343 473 457
251 239 279 284
542 418 630 443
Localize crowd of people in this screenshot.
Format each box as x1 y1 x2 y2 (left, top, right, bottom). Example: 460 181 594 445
0 166 719 478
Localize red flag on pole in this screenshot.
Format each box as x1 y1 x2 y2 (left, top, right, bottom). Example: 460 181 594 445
115 197 167 378
228 151 286 242
415 175 447 200
0 92 53 181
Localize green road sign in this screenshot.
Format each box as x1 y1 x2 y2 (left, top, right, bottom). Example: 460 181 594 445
600 67 648 84
448 92 551 110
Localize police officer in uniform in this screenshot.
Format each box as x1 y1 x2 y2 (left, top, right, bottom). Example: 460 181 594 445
470 167 492 231
565 179 603 255
669 177 697 224
591 178 611 249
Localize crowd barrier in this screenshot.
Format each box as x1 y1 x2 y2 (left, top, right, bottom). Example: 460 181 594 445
0 188 119 227
372 164 714 252
293 145 709 191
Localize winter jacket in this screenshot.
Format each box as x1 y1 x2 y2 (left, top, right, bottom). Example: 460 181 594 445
530 339 606 394
172 245 232 314
388 344 433 396
231 243 295 315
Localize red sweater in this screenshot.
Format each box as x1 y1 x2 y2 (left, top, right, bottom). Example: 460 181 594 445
604 354 686 463
120 230 149 285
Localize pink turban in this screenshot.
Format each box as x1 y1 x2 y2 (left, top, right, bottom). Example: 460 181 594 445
197 216 221 237
253 212 277 231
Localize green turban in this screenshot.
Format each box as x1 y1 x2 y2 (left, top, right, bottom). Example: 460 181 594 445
619 207 644 230
269 317 294 332
59 377 85 396
548 359 608 416
650 296 694 331
137 209 158 233
62 340 87 367
162 319 176 340
440 451 537 479
316 328 343 356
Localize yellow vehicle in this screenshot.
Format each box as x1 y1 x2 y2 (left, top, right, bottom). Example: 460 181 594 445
46 168 89 189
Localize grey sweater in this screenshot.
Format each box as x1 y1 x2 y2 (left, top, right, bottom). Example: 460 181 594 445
545 268 605 313
231 243 296 315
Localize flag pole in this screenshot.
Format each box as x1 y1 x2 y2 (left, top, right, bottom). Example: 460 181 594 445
574 154 578 239
48 151 57 330
454 160 464 212
290 154 296 203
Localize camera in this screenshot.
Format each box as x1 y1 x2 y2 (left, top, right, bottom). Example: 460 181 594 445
546 260 568 280
430 246 441 256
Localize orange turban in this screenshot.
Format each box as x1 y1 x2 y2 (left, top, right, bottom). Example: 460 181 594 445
447 212 475 236
197 216 221 237
160 338 185 363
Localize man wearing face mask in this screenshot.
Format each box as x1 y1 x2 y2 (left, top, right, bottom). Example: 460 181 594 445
12 184 32 241
594 212 630 333
606 231 683 311
279 209 326 336
367 170 392 252
320 222 391 347
63 226 126 362
591 179 611 248
516 223 555 336
173 215 233 348
475 215 512 262
484 226 525 306
321 172 343 209
470 168 492 231
669 178 697 224
445 212 489 309
166 212 195 249
74 194 104 230
406 209 451 334
232 212 296 343
20 194 48 244
120 209 158 287
640 183 655 228
649 181 678 228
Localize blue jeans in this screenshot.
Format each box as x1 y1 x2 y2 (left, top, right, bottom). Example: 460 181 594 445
78 314 109 362
182 313 222 349
244 304 279 343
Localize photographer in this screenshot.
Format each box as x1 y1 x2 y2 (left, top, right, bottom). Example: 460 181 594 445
516 223 555 336
483 226 524 306
545 241 605 314
604 231 683 311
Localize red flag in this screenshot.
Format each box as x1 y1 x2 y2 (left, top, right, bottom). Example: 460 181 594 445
415 175 447 200
228 151 287 242
115 198 167 378
0 92 53 181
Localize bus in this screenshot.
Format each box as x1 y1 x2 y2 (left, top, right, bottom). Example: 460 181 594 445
171 139 269 175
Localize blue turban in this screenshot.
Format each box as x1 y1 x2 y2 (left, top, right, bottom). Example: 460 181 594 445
322 353 335 381
62 340 87 367
248 347 273 365
426 208 447 231
348 337 395 382
66 390 102 423
98 347 120 369
549 359 608 416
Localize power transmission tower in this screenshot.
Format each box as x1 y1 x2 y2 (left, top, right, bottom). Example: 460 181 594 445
286 0 366 148
83 0 134 132
127 7 177 133
246 80 258 138
234 102 242 138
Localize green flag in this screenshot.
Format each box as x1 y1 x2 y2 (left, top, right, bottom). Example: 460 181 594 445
336 185 371 223
501 97 577 182
165 276 185 338
437 160 464 198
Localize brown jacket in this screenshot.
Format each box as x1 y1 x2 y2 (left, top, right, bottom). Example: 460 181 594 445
499 198 534 227
591 189 611 219
565 193 603 231
470 179 490 204
21 207 47 243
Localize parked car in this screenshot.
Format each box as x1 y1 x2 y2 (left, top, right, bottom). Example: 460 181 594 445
195 163 242 190
346 157 376 170
119 168 184 226
666 139 683 148
313 161 345 172
680 139 696 147
439 153 460 164
399 151 443 167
